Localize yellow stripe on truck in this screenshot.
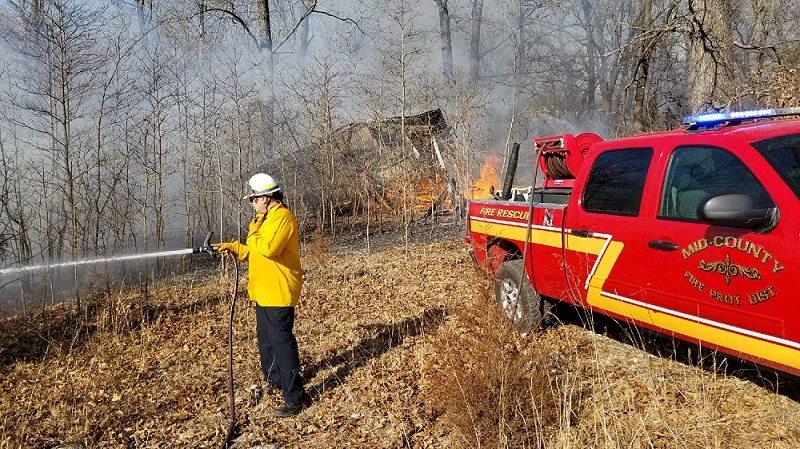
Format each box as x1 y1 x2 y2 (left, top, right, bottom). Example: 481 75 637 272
469 221 605 253
472 219 800 372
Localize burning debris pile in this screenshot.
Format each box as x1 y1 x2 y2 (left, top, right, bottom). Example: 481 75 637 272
297 109 459 219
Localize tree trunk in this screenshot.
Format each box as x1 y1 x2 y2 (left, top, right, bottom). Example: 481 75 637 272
258 0 274 65
298 15 310 62
198 0 206 40
579 0 597 119
751 0 778 92
632 0 654 130
469 0 483 83
135 0 152 30
687 0 735 111
434 0 454 81
258 0 275 147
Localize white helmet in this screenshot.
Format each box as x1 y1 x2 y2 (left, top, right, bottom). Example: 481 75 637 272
243 173 282 200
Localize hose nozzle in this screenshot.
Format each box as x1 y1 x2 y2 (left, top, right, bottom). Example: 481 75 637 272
193 231 218 255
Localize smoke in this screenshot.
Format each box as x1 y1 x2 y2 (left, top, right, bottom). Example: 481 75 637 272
0 0 624 307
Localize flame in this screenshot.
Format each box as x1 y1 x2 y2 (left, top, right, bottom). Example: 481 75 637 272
380 177 450 212
470 154 501 199
415 179 443 212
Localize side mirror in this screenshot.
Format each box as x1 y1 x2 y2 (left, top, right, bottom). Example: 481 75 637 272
698 194 775 230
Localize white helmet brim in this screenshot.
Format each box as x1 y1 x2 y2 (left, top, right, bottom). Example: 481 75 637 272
243 173 282 200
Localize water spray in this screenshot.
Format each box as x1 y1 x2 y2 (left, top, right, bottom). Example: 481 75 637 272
0 232 219 276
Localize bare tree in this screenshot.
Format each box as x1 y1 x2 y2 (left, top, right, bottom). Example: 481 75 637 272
9 0 103 307
0 115 31 263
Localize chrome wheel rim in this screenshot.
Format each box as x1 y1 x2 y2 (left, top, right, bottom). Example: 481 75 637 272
500 278 523 322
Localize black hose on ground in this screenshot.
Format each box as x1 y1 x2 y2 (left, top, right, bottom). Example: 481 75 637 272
220 253 239 449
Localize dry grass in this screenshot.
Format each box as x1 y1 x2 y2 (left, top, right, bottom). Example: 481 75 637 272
424 296 800 449
420 265 800 449
422 285 583 449
2 241 800 448
557 319 800 449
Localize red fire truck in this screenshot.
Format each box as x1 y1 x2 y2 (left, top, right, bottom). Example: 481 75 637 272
466 108 800 375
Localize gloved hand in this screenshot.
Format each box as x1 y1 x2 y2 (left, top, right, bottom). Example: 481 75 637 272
248 213 266 236
214 241 241 256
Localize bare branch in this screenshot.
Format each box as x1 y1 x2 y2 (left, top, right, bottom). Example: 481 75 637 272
733 41 782 65
274 1 364 53
0 278 18 290
312 10 363 34
198 7 260 48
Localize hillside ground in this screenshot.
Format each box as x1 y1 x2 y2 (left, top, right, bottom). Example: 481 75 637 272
2 227 800 448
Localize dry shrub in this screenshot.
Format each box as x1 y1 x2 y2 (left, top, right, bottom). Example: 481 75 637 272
304 228 332 264
423 285 583 449
92 289 154 334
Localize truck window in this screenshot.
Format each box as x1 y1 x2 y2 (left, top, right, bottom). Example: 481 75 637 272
659 146 774 221
582 148 652 216
751 133 800 200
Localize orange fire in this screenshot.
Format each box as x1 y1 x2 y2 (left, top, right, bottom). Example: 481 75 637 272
470 154 501 199
415 179 441 211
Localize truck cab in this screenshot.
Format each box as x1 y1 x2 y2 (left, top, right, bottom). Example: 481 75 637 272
467 108 800 375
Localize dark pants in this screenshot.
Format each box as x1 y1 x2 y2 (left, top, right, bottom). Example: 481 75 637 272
255 305 306 404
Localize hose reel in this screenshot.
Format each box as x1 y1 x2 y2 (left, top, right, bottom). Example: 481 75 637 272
535 132 603 181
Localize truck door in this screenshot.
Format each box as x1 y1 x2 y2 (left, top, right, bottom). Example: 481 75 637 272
643 143 797 353
563 147 655 313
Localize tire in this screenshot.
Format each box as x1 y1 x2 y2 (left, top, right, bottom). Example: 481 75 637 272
494 259 546 333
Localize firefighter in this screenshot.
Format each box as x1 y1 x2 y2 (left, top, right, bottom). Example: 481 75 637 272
214 173 309 417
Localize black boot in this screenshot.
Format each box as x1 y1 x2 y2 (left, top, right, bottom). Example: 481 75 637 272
273 397 309 417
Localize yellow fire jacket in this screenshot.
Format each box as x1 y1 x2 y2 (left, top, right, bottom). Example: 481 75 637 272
233 203 302 307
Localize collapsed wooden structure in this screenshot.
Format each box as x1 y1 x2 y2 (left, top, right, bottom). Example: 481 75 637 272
301 109 459 218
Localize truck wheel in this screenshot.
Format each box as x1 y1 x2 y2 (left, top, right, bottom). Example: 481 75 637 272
494 259 545 333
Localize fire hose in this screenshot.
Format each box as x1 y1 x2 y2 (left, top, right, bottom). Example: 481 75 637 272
517 152 541 292
221 251 239 449
194 233 239 449
519 148 541 304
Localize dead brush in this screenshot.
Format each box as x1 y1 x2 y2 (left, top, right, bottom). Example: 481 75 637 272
89 274 227 336
304 228 332 264
92 290 149 334
423 284 584 449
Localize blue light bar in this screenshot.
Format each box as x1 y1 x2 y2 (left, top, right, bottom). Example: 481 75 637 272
683 107 800 126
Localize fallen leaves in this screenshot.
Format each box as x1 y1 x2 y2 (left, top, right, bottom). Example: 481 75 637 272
0 242 474 448
3 237 800 449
